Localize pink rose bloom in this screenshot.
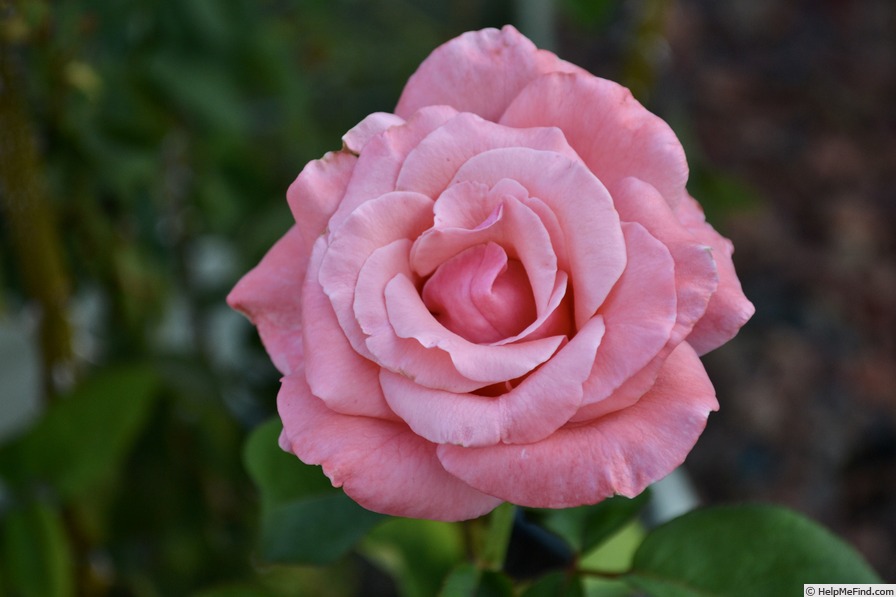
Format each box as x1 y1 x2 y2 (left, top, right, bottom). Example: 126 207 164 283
229 26 754 521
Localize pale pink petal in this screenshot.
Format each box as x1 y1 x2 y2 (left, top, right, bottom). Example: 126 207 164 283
395 112 578 198
572 222 676 416
385 274 565 383
422 243 535 343
328 105 457 233
318 191 433 359
303 237 397 420
395 26 547 122
278 370 502 521
674 194 754 354
500 72 689 208
342 112 405 155
451 148 626 328
436 342 718 507
412 184 559 315
227 226 306 375
355 240 493 393
432 178 527 229
286 149 357 243
381 315 605 447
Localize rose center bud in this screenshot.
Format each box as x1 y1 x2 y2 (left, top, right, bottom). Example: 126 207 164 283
422 242 536 344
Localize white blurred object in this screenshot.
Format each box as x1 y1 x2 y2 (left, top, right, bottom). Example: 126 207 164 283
0 309 42 442
648 466 701 524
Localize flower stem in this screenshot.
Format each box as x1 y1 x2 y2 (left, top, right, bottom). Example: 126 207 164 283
478 502 515 571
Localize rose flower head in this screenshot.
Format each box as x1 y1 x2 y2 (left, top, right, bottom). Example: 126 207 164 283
228 26 754 521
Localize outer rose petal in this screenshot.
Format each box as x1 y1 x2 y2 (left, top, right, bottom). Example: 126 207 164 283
286 149 357 243
575 222 677 414
227 226 306 375
396 26 567 122
329 105 458 234
342 112 405 154
674 194 755 354
436 342 718 507
303 237 397 420
278 369 503 521
500 72 689 208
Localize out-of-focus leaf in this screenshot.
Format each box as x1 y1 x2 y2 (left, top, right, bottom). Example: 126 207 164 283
361 517 465 597
1 500 74 597
439 563 514 597
0 364 159 501
532 491 650 555
192 582 276 597
260 493 383 565
243 418 384 565
520 571 584 597
623 504 882 596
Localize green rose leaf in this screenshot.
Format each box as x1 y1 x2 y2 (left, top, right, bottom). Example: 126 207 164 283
623 504 881 597
531 491 650 555
519 571 584 597
1 500 74 597
0 364 159 501
439 563 514 597
243 418 384 565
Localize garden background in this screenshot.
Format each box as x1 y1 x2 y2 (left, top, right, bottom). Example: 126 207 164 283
1 0 894 594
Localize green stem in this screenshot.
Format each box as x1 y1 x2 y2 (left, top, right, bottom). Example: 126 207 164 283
477 502 516 571
0 4 75 398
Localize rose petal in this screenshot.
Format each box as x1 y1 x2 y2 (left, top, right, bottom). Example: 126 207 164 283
573 222 677 417
227 226 306 375
422 243 536 343
436 342 718 507
355 239 485 393
319 191 434 359
381 315 605 447
674 194 755 354
342 112 405 155
278 369 503 521
384 273 566 383
411 182 559 315
451 147 626 328
396 26 553 121
614 178 718 347
500 72 689 208
286 149 357 242
303 237 397 420
328 105 457 234
395 112 578 198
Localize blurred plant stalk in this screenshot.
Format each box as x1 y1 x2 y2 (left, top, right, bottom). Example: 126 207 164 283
1 4 76 399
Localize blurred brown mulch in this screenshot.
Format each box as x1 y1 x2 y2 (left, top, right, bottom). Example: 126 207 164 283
659 0 896 581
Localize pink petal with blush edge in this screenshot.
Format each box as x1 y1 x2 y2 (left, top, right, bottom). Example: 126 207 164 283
318 191 434 360
437 342 718 508
395 113 579 198
328 106 457 234
572 222 677 417
500 72 689 209
227 226 307 376
397 26 553 122
381 315 605 447
342 112 405 154
674 195 755 354
302 237 397 420
278 369 503 521
355 239 487 393
286 150 357 242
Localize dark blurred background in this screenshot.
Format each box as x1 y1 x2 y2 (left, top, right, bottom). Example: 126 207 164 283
1 0 893 594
